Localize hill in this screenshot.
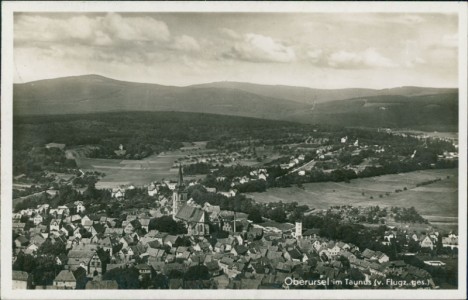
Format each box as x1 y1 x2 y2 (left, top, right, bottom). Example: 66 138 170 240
13 75 307 119
13 75 458 130
287 93 458 130
193 81 457 105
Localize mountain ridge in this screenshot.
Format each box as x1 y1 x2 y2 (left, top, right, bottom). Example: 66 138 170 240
13 74 458 130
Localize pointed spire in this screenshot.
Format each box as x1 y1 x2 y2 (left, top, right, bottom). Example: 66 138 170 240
178 164 184 185
178 164 184 189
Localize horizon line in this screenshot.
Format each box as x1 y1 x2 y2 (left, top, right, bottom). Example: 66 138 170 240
13 73 459 91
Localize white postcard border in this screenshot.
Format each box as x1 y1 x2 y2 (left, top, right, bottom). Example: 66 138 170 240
1 1 467 299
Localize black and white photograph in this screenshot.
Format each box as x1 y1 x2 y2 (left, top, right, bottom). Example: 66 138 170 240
1 1 466 299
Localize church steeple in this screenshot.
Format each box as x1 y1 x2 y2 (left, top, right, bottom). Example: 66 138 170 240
173 164 186 220
177 164 184 189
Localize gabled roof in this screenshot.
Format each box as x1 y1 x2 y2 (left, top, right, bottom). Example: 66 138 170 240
139 218 150 226
68 250 95 260
93 223 106 234
175 205 206 223
54 270 76 282
287 248 303 260
136 263 152 270
13 222 26 228
15 235 29 244
362 248 376 259
233 245 248 255
164 235 179 244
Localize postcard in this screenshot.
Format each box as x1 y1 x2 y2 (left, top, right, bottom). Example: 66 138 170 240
1 1 466 299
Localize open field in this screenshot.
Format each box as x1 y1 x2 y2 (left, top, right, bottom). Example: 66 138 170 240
247 169 458 222
392 130 458 140
77 152 184 188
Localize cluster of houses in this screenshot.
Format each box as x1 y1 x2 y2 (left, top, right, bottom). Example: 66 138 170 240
12 169 455 290
177 150 254 167
229 169 269 186
304 137 329 145
280 155 307 170
13 192 448 290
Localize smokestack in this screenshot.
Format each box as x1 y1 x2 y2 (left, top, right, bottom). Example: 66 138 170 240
295 222 302 239
233 211 237 233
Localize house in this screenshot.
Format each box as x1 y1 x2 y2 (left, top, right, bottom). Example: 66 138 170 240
284 248 303 262
205 187 217 193
424 260 446 267
89 252 104 276
123 221 136 235
175 205 210 236
147 183 158 197
81 216 92 227
33 215 43 225
303 228 320 239
104 228 124 236
29 234 46 247
46 142 66 150
442 233 458 249
139 218 150 232
328 245 341 257
375 252 389 264
53 270 76 289
74 201 86 213
206 261 221 277
57 206 71 216
36 204 50 214
362 248 376 260
162 235 180 248
70 215 82 224
231 245 249 256
14 236 29 248
218 189 236 198
420 236 434 250
56 253 69 266
136 263 152 278
111 187 126 199
12 271 30 289
67 250 95 272
13 222 26 234
92 223 106 235
218 256 235 273
49 219 62 232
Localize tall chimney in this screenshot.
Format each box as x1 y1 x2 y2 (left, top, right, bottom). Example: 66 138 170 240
233 211 237 233
295 221 302 239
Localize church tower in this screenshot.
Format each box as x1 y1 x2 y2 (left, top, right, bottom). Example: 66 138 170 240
172 165 187 219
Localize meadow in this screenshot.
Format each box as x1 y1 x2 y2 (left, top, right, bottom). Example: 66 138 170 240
78 152 183 188
247 168 458 222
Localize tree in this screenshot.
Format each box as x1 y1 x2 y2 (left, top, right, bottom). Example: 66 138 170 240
348 268 365 281
269 207 287 223
32 255 60 286
103 266 140 289
151 273 169 289
149 216 186 235
184 265 210 281
247 208 263 223
37 239 66 256
338 255 350 269
13 252 36 273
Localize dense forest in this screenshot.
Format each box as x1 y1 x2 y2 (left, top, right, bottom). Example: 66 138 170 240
13 111 316 161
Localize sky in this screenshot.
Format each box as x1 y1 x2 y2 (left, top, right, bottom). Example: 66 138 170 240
13 12 458 89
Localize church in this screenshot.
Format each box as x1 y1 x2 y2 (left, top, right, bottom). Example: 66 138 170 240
172 165 210 236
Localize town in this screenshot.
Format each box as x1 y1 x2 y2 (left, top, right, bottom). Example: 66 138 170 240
12 149 458 290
